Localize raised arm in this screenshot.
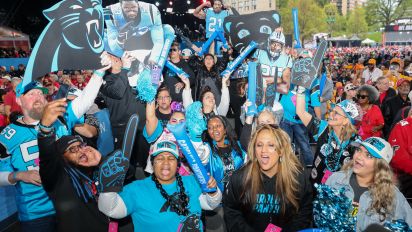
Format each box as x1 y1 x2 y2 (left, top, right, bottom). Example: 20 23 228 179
145 101 159 137
193 2 210 19
295 86 312 127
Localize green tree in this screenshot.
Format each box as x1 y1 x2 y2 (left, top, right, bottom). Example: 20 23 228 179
280 0 327 44
365 0 412 27
323 3 347 36
346 7 368 35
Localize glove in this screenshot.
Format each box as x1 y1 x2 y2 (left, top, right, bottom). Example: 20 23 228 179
98 149 130 193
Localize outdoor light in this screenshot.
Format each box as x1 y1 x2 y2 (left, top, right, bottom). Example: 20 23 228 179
187 0 191 4
155 2 159 6
169 1 173 5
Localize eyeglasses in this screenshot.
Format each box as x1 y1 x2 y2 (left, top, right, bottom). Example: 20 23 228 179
169 48 178 52
357 94 369 99
329 109 347 118
66 142 87 153
157 96 171 101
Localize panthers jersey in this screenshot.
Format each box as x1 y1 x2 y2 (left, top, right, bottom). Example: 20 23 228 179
205 8 229 38
0 102 83 221
105 1 163 62
255 50 293 78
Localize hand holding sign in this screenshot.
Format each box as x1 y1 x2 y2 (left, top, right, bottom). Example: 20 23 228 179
291 40 327 89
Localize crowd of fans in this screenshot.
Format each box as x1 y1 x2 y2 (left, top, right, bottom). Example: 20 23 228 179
0 0 412 231
0 47 29 58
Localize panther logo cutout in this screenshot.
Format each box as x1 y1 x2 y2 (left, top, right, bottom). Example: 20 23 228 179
23 0 104 84
223 11 281 53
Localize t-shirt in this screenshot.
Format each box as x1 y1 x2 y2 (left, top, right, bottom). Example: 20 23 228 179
205 8 229 38
0 102 83 221
155 109 172 129
119 175 203 232
349 173 368 217
359 104 384 140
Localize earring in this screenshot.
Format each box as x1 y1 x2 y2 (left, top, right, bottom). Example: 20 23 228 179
279 156 283 163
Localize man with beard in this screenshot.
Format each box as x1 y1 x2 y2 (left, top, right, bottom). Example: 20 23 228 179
0 59 110 231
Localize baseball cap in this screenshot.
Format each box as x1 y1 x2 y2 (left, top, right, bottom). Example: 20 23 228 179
333 100 362 125
16 81 48 97
396 78 410 87
150 139 179 159
55 135 84 155
181 48 192 57
367 59 376 65
344 83 358 92
352 137 393 163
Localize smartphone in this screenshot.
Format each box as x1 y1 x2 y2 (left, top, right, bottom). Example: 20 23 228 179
54 84 70 100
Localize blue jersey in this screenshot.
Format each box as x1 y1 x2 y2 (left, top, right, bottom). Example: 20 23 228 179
0 102 83 221
120 175 203 232
205 8 229 38
105 2 163 63
281 80 321 124
255 50 293 78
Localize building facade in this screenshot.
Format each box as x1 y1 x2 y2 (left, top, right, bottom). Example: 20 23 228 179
228 0 276 15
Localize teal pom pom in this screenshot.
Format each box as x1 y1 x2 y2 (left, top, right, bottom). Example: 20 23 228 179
186 101 206 141
313 184 357 232
136 69 157 102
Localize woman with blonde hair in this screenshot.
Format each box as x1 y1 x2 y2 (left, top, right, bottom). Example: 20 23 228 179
326 137 412 231
296 86 361 184
223 125 313 231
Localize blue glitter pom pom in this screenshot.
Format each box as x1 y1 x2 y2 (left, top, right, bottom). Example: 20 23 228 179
185 101 206 142
384 219 412 232
313 184 357 232
136 69 157 102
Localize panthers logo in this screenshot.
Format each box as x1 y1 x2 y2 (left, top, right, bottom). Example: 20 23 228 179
223 11 281 53
24 0 104 83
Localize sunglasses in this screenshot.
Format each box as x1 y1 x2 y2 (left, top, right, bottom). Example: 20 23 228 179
357 94 369 99
66 142 87 153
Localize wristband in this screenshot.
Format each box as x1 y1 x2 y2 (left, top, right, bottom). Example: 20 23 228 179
94 70 105 77
39 122 53 131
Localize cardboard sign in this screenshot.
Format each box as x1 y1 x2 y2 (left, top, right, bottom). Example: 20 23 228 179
223 11 281 53
23 0 105 86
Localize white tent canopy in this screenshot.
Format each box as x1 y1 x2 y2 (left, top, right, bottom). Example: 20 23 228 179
361 38 376 44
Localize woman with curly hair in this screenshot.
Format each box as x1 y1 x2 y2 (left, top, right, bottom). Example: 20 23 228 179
224 125 313 231
357 85 384 140
326 137 412 231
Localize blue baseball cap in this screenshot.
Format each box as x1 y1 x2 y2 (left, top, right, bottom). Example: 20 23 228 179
352 137 393 163
16 81 48 97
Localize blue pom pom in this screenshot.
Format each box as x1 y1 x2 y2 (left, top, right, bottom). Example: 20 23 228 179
186 101 206 141
136 69 157 102
313 184 357 232
384 219 412 231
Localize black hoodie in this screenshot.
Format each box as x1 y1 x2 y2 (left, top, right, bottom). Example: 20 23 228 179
223 164 313 232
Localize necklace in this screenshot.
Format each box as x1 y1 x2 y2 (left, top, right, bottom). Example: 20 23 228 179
152 174 190 216
323 132 351 171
